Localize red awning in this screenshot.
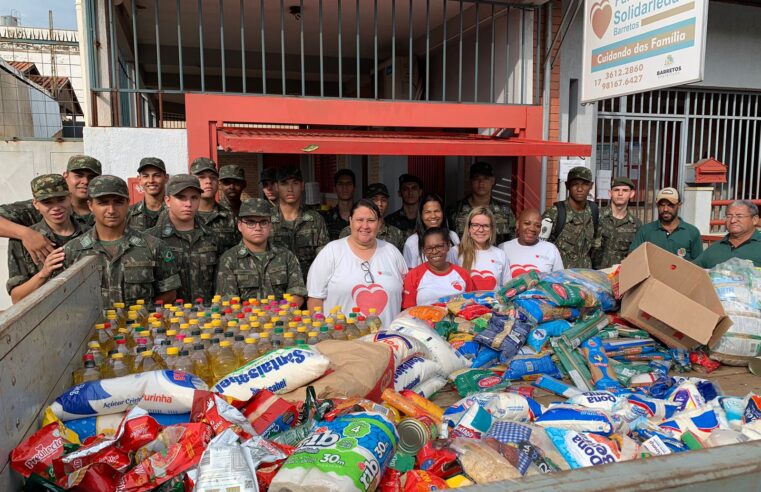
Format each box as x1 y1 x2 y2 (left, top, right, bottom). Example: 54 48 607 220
216 127 591 157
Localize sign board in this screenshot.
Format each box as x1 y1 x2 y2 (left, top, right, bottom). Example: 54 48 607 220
596 169 613 196
559 159 588 182
581 0 709 103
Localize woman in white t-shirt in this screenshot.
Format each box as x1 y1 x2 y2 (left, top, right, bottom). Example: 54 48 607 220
403 227 475 308
403 193 460 268
307 199 408 328
448 207 510 290
499 209 564 277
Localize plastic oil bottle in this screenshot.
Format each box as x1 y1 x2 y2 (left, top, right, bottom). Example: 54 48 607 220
345 319 360 340
365 308 382 333
232 335 247 363
295 326 308 345
257 332 273 356
134 349 166 373
241 338 259 364
108 353 131 377
271 327 285 350
317 326 332 342
190 343 213 385
307 331 320 345
332 324 348 341
283 332 296 348
87 341 107 368
80 354 101 382
212 341 239 381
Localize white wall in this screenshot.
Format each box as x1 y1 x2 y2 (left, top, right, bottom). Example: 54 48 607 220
83 127 189 179
0 139 84 310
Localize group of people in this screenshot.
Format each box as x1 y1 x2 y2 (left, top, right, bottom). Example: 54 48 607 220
2 156 759 328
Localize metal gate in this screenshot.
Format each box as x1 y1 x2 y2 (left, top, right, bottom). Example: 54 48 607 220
595 89 761 223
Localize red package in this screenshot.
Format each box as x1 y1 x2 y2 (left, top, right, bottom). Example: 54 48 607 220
379 468 403 492
690 351 721 373
240 389 299 438
119 414 162 452
66 463 122 492
54 436 132 479
401 470 449 491
415 441 462 479
191 391 256 440
116 423 213 492
10 421 73 480
506 385 536 398
457 304 492 320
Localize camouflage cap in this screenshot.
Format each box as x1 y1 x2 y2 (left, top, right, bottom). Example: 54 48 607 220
88 175 129 198
137 157 166 173
239 198 274 218
166 174 203 196
67 155 102 175
190 157 218 176
611 176 635 189
31 174 70 201
277 166 303 182
219 165 246 182
365 182 390 199
567 166 593 183
260 167 277 183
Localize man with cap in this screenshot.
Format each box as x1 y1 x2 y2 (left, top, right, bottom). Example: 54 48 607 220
695 200 761 268
386 174 423 238
7 174 86 303
126 157 168 231
543 166 601 269
339 183 406 251
260 167 279 206
146 174 220 303
192 157 240 252
64 175 181 307
216 198 307 304
218 165 247 218
0 154 100 265
629 187 703 261
447 162 516 245
322 169 356 240
271 166 329 281
592 176 642 269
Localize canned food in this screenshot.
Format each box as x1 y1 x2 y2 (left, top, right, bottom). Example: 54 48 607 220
396 415 438 455
748 357 761 377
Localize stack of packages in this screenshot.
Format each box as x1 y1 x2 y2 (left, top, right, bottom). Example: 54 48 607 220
11 263 761 491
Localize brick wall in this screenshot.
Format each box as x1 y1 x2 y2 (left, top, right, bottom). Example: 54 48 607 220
539 0 563 208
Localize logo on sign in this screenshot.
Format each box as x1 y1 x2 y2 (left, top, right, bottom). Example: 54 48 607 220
590 0 613 39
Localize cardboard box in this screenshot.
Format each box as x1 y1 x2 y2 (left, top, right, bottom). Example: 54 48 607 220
619 243 732 350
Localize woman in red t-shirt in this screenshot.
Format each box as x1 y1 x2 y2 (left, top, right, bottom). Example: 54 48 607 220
402 227 475 308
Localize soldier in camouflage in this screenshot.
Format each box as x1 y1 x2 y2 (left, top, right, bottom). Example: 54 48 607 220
339 183 405 251
592 176 642 269
218 165 246 218
447 161 516 244
322 169 356 240
146 174 220 304
543 166 601 269
7 174 86 303
191 157 241 252
385 174 423 239
216 198 306 304
260 166 279 208
0 154 100 265
127 157 168 231
271 166 329 281
64 175 181 307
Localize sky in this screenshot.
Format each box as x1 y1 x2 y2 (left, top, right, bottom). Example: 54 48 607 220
0 0 77 30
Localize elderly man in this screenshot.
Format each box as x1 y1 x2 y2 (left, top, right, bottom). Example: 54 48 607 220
695 200 761 268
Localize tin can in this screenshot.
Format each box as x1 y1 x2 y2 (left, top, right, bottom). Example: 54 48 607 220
749 357 761 377
397 415 438 455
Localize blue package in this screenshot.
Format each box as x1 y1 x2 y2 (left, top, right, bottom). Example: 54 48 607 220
719 396 745 425
472 346 500 368
473 313 532 362
659 407 720 438
535 406 614 435
694 379 721 402
627 395 679 421
503 354 561 380
632 429 688 453
544 428 620 469
646 376 677 399
456 341 481 360
527 320 571 352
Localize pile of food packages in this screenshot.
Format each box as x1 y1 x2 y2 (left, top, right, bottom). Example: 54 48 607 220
10 259 761 491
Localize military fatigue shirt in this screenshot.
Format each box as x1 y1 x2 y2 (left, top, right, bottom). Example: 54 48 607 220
146 214 221 303
447 197 516 245
0 198 94 228
63 227 181 307
198 204 241 253
338 223 406 252
322 205 350 241
216 242 307 300
629 217 703 261
385 208 418 238
7 219 85 294
543 200 601 269
592 206 642 269
218 196 241 218
271 205 329 281
694 230 761 269
127 200 166 232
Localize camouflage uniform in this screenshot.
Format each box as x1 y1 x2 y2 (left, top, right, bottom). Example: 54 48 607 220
218 165 246 218
384 209 418 239
63 176 181 307
338 223 406 252
592 206 641 269
447 198 516 245
127 200 166 232
6 175 85 294
271 206 329 281
322 205 350 241
216 243 306 300
190 157 241 252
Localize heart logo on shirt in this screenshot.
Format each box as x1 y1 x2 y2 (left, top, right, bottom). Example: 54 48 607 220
470 270 497 290
452 281 464 292
511 264 539 278
352 283 388 315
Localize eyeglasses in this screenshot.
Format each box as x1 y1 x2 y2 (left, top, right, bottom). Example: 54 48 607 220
423 243 448 254
360 261 375 284
239 218 271 228
725 214 752 221
469 223 492 231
